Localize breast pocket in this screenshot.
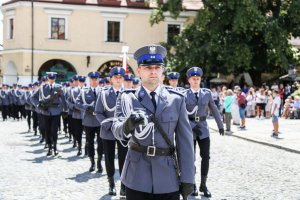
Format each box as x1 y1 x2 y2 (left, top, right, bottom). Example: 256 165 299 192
161 111 178 123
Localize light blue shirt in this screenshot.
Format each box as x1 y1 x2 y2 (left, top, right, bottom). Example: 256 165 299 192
224 96 234 113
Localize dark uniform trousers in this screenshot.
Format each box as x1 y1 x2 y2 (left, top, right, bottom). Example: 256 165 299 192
68 115 74 139
38 114 46 140
12 104 19 120
102 139 127 178
26 110 32 129
126 187 180 200
20 105 26 119
73 118 83 146
1 105 9 120
194 137 210 176
44 115 60 149
85 126 103 158
32 111 39 132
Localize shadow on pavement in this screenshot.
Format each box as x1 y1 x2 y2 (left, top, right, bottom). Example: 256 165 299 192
66 171 105 183
61 147 77 153
60 155 85 162
26 149 45 154
30 142 44 147
23 155 55 163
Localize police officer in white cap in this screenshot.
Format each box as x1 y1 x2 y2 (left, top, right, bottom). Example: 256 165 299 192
112 44 195 200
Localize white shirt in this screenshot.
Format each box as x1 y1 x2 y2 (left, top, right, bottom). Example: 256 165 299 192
272 96 281 116
144 85 161 103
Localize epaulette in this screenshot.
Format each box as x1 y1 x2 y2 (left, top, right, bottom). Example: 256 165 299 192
201 88 211 93
165 87 184 97
82 87 89 91
121 89 136 94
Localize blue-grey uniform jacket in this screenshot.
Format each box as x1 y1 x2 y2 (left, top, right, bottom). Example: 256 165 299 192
23 91 33 110
95 87 122 140
64 87 73 116
112 86 194 194
0 90 10 106
10 89 24 105
30 83 67 116
67 87 83 119
30 88 42 114
185 88 223 140
75 87 101 127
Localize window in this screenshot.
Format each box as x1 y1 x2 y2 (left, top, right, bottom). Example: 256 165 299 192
51 18 65 40
167 24 181 45
9 18 14 39
107 21 120 42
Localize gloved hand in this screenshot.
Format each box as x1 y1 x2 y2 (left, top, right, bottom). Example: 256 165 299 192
219 128 224 136
86 105 94 115
102 121 112 131
124 112 145 135
179 182 194 200
192 125 202 136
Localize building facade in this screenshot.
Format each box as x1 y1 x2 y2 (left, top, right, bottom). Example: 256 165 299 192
1 0 200 84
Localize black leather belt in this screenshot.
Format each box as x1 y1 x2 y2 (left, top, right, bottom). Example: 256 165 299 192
189 116 206 122
129 142 174 156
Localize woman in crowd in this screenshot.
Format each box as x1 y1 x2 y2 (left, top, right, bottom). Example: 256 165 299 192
224 89 234 133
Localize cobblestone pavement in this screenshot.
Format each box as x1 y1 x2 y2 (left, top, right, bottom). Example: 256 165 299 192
0 119 299 200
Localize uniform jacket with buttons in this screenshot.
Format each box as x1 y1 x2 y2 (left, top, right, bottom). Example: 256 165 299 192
30 83 67 116
112 86 194 194
67 87 83 119
95 87 122 140
185 88 223 140
75 87 101 127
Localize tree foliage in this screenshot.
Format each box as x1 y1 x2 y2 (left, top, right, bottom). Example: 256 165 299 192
151 0 300 85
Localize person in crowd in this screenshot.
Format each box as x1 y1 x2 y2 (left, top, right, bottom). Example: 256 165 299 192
291 96 300 119
282 97 292 119
224 89 234 133
255 88 265 120
246 89 255 118
237 88 246 129
232 86 241 125
271 90 281 138
265 90 273 119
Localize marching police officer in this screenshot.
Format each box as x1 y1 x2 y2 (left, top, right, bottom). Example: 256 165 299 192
67 75 86 156
185 67 224 197
95 66 128 196
166 72 186 93
31 72 67 156
112 45 195 200
75 72 103 173
22 85 32 132
123 74 134 89
0 84 10 121
132 77 141 89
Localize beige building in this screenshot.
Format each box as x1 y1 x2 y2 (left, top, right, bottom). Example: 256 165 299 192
1 0 200 85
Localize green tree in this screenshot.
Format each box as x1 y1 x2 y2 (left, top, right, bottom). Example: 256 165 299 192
152 0 300 86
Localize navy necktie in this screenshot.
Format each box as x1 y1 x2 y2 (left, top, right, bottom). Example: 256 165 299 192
116 91 120 97
150 91 157 111
194 92 199 101
93 88 96 97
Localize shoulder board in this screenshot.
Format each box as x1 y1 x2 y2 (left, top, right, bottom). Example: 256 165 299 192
82 87 89 91
165 87 184 97
201 88 211 92
101 87 109 91
121 89 136 94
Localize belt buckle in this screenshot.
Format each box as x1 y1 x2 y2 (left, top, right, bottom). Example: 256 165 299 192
195 116 200 122
147 146 156 156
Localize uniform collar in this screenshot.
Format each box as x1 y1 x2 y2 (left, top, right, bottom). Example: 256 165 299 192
191 88 200 94
143 85 161 98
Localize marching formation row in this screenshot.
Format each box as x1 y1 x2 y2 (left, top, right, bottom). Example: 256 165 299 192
0 45 225 200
